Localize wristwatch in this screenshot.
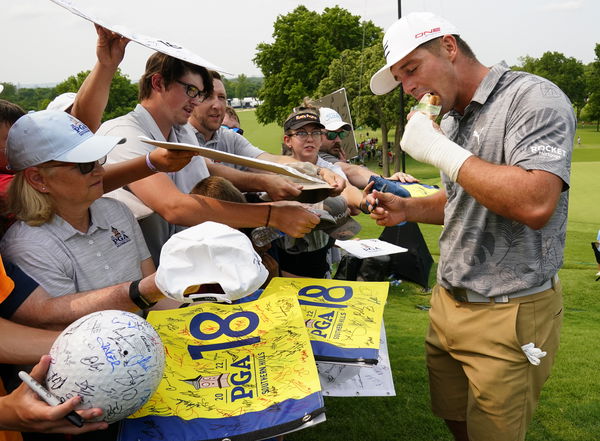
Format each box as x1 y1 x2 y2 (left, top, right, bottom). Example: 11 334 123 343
129 279 157 309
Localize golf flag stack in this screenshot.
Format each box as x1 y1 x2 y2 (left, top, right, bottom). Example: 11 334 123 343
119 291 323 441
262 277 389 364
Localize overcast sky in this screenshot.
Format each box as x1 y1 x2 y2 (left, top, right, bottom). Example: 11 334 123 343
1 0 598 86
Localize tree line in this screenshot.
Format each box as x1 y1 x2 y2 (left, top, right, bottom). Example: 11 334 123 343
2 5 599 175
251 6 600 174
0 71 263 122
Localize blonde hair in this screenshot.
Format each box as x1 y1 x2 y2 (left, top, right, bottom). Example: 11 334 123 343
7 172 55 226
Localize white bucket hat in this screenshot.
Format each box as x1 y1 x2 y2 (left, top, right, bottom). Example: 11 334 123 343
155 222 268 303
7 110 124 171
319 107 351 131
370 12 459 95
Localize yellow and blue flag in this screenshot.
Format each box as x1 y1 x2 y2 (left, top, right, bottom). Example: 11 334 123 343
119 291 323 441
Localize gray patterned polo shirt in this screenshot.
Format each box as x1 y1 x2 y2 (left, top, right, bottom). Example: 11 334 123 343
438 63 576 296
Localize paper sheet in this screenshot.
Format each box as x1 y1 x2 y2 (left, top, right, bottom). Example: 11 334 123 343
139 136 330 186
335 238 408 259
50 0 227 73
317 324 396 397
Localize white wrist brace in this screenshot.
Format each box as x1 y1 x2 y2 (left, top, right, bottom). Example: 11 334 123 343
400 112 473 181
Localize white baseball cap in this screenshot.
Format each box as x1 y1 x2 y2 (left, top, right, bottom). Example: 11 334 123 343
319 107 352 131
7 110 125 171
370 12 459 95
155 222 269 303
46 92 77 112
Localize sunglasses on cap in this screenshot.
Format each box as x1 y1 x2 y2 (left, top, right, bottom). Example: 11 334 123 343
221 125 244 136
325 130 349 140
39 157 107 174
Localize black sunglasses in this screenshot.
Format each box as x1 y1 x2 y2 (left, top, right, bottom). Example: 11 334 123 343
325 130 349 140
40 157 107 174
175 80 208 101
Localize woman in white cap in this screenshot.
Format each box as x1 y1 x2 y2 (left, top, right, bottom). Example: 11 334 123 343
0 110 156 302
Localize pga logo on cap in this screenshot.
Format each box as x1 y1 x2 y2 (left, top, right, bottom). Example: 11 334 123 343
68 115 91 137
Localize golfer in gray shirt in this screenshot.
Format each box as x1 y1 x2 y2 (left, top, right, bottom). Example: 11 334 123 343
368 12 575 441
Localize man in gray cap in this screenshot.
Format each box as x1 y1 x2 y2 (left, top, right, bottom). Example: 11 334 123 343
368 11 575 441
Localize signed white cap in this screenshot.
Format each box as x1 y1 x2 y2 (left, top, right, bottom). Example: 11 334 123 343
155 222 268 303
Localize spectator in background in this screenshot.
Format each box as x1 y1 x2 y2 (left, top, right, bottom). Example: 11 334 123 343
221 106 243 134
275 105 364 278
187 71 344 198
318 107 422 197
0 100 25 195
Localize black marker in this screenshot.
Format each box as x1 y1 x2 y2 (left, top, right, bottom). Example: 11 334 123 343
18 370 85 428
371 183 388 211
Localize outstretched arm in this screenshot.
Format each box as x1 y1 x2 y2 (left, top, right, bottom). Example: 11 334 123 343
207 161 303 201
10 273 164 330
128 171 319 237
70 24 130 132
103 148 197 193
401 111 566 230
0 319 59 364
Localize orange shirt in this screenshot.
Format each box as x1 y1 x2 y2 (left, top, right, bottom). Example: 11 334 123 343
0 256 23 441
0 256 14 304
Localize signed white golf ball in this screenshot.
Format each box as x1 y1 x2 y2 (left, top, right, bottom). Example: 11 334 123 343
46 310 165 423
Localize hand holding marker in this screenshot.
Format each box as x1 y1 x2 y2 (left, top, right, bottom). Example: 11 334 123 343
18 370 85 428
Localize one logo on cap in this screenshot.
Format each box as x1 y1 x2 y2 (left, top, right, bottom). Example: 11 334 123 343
415 27 441 39
110 226 131 247
383 41 390 59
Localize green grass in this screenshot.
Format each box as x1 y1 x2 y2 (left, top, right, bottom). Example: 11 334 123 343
575 124 600 148
241 109 600 440
237 109 283 154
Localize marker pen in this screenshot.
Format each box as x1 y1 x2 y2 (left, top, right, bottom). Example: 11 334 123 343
18 370 84 428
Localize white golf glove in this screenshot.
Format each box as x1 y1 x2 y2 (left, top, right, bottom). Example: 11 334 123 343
400 111 473 181
521 342 547 366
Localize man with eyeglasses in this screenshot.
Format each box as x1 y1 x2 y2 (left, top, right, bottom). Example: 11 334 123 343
98 53 320 265
187 71 346 202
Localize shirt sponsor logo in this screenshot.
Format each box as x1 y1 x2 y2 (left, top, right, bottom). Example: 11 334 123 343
530 144 567 159
110 226 131 247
